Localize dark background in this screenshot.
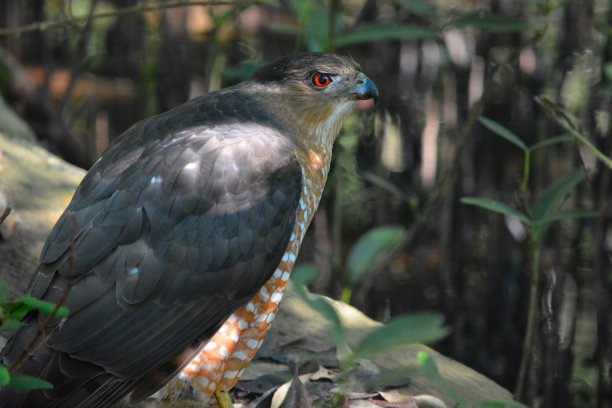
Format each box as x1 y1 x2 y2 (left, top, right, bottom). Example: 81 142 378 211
0 1 610 407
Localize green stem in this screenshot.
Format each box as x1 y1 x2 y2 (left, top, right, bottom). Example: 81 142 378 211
327 0 339 51
332 174 343 286
563 124 612 169
519 150 531 193
515 232 541 400
536 96 612 169
341 287 352 304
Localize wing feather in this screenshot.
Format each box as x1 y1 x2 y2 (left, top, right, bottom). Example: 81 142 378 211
1 90 303 407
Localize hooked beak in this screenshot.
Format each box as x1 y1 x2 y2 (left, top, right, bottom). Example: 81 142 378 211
354 72 378 105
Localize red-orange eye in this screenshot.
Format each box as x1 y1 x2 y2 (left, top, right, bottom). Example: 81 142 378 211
312 72 332 88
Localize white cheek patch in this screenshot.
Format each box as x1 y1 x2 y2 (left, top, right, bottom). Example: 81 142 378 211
315 101 356 138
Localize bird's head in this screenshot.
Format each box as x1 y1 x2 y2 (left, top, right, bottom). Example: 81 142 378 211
249 53 378 150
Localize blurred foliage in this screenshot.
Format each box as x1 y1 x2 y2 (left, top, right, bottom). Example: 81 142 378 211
291 264 448 373
342 225 408 303
0 277 68 392
462 117 599 397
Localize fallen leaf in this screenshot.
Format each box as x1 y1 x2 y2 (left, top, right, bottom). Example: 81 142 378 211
413 394 448 408
367 400 417 408
282 370 312 408
309 365 338 382
343 392 379 399
270 373 313 408
378 390 415 403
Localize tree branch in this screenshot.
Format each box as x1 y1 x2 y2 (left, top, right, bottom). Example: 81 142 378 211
0 0 259 37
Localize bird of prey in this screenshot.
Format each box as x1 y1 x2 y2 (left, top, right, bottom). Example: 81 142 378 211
0 52 378 407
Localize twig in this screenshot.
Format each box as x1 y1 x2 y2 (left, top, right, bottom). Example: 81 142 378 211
0 207 11 227
9 215 78 374
0 1 256 37
59 0 99 116
328 0 340 50
514 233 541 399
535 96 612 170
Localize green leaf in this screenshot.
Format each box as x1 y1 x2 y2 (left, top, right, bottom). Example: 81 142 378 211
350 313 448 362
392 0 437 15
221 62 263 83
13 296 69 318
417 350 441 381
535 96 612 169
364 366 420 389
290 0 315 20
361 171 412 203
336 25 437 47
0 278 7 303
529 134 575 151
603 62 612 82
266 23 298 36
302 2 331 51
253 0 280 6
535 209 598 225
417 352 468 408
449 13 530 33
5 304 32 321
478 400 530 408
291 264 320 287
290 274 351 361
532 170 586 222
461 197 531 224
0 365 9 386
0 319 26 331
309 296 350 361
345 226 408 286
8 373 53 391
479 117 528 151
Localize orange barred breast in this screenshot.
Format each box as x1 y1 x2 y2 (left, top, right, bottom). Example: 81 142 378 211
177 146 330 396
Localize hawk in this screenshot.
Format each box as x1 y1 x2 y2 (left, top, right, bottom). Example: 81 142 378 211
0 52 378 407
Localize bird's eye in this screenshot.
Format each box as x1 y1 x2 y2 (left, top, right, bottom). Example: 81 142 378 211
311 72 333 88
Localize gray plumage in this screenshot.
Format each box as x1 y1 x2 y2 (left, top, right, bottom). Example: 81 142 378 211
1 85 302 408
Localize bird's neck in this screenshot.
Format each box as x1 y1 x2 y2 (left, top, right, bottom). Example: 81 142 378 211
273 99 355 167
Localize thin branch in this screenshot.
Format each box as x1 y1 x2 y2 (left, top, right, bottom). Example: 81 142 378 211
0 0 257 37
59 0 99 115
514 233 541 400
328 0 340 51
0 207 11 227
9 215 79 374
535 96 612 170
